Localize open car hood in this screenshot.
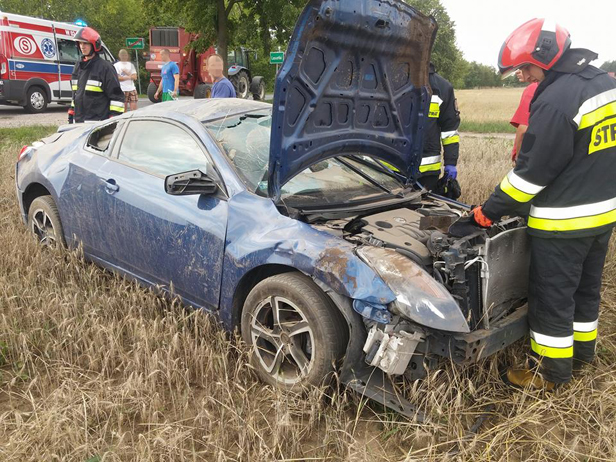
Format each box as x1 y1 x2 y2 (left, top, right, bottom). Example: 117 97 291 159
268 0 437 199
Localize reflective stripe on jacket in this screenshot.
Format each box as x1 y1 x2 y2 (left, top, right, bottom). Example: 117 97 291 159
419 66 460 175
70 55 125 123
483 62 616 238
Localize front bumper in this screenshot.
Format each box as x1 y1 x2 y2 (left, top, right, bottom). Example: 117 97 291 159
0 79 25 105
426 304 528 364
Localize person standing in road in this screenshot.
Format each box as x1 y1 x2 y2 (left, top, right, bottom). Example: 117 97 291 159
418 63 461 192
510 69 539 163
113 49 139 111
114 49 139 112
207 54 237 98
68 27 125 123
450 19 616 390
154 49 179 102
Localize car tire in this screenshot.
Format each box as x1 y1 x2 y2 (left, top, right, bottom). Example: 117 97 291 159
241 272 348 390
230 71 250 99
194 83 211 99
252 79 266 101
27 196 66 248
24 86 48 114
147 82 160 103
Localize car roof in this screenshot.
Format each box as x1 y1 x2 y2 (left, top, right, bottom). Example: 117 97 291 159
134 98 271 123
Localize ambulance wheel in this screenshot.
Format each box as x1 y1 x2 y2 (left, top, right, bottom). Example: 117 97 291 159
147 82 160 103
24 87 48 114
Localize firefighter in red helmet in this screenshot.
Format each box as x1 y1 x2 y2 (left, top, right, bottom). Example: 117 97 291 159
68 27 125 123
450 18 616 390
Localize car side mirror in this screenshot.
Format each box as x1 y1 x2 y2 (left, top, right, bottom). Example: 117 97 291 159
165 168 217 196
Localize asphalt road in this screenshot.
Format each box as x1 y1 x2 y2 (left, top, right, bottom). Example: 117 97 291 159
0 94 275 129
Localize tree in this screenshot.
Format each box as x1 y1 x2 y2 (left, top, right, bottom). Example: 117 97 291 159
600 60 616 73
405 0 463 85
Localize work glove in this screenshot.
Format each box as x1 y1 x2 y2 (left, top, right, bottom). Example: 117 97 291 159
444 165 457 179
68 113 74 124
448 206 493 237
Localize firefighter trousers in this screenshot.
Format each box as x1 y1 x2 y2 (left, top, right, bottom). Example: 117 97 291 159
528 229 612 383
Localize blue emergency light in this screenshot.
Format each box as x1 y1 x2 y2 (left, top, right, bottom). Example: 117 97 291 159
74 19 88 27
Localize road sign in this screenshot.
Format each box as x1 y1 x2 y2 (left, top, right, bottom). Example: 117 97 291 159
270 51 284 65
125 37 145 50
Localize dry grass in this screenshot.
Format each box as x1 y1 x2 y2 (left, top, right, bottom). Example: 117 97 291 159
457 87 525 133
0 124 615 461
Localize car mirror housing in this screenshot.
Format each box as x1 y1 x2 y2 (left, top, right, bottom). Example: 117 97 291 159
164 168 217 196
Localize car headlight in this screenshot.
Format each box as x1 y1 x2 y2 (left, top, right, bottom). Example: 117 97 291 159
357 246 470 333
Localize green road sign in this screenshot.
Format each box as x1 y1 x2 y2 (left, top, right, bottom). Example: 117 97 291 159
125 37 145 50
270 51 284 65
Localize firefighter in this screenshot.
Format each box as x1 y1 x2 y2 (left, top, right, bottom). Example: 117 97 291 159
450 19 616 390
68 27 125 123
419 63 461 192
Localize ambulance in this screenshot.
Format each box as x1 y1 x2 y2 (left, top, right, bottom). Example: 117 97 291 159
0 12 115 113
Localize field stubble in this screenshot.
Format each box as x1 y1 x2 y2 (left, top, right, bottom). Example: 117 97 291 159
0 126 614 461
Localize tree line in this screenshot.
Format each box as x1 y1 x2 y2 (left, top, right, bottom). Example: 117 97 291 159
4 0 609 92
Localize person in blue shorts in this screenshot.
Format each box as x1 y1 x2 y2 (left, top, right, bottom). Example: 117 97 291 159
155 49 179 102
207 54 236 98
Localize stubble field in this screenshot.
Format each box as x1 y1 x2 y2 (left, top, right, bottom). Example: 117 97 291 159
0 89 614 461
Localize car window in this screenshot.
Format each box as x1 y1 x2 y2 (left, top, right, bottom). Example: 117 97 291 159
86 121 121 154
118 121 209 176
58 39 80 63
204 110 405 203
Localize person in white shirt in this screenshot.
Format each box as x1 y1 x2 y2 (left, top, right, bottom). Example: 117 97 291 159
113 49 138 112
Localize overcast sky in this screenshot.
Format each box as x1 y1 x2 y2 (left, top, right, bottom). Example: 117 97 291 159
440 0 616 68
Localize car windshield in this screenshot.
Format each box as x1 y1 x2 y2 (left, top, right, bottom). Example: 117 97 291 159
204 110 406 204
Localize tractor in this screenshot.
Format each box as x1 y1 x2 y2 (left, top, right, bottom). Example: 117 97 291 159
145 27 265 102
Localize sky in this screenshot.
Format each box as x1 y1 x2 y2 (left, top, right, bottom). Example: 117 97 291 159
440 0 616 68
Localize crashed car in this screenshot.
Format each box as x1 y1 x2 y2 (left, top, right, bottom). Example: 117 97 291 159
14 0 529 417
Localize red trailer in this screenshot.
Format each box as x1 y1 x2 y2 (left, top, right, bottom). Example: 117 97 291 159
145 27 265 102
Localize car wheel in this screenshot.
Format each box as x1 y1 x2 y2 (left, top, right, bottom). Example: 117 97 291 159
24 86 48 114
241 273 348 390
27 196 66 248
230 71 250 99
147 82 160 103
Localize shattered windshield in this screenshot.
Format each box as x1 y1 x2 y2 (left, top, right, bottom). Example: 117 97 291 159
204 110 406 204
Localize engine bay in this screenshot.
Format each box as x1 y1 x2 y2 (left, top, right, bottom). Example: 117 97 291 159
316 196 530 331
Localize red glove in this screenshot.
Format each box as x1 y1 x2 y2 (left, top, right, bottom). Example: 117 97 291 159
472 206 493 228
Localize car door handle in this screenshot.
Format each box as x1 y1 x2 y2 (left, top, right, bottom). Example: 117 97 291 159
102 178 119 194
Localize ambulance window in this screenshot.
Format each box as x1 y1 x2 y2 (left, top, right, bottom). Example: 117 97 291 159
101 49 116 64
58 39 80 63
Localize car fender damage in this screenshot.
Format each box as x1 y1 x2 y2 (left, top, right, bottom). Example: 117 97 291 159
218 191 397 328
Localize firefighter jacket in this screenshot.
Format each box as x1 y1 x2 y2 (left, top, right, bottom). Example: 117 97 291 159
68 54 125 123
419 65 460 176
482 49 616 239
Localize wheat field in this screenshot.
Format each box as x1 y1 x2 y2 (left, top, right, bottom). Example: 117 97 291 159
457 87 525 133
0 120 614 461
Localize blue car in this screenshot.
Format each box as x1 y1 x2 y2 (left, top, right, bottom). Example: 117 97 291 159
15 0 530 417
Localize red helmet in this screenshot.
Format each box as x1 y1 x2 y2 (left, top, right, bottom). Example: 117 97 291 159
75 27 102 53
498 18 571 78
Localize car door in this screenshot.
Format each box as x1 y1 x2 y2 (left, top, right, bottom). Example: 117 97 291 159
58 120 125 253
93 118 228 310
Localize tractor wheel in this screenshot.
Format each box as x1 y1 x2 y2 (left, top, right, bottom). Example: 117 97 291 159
230 71 250 99
147 82 160 103
194 83 211 99
252 79 266 101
